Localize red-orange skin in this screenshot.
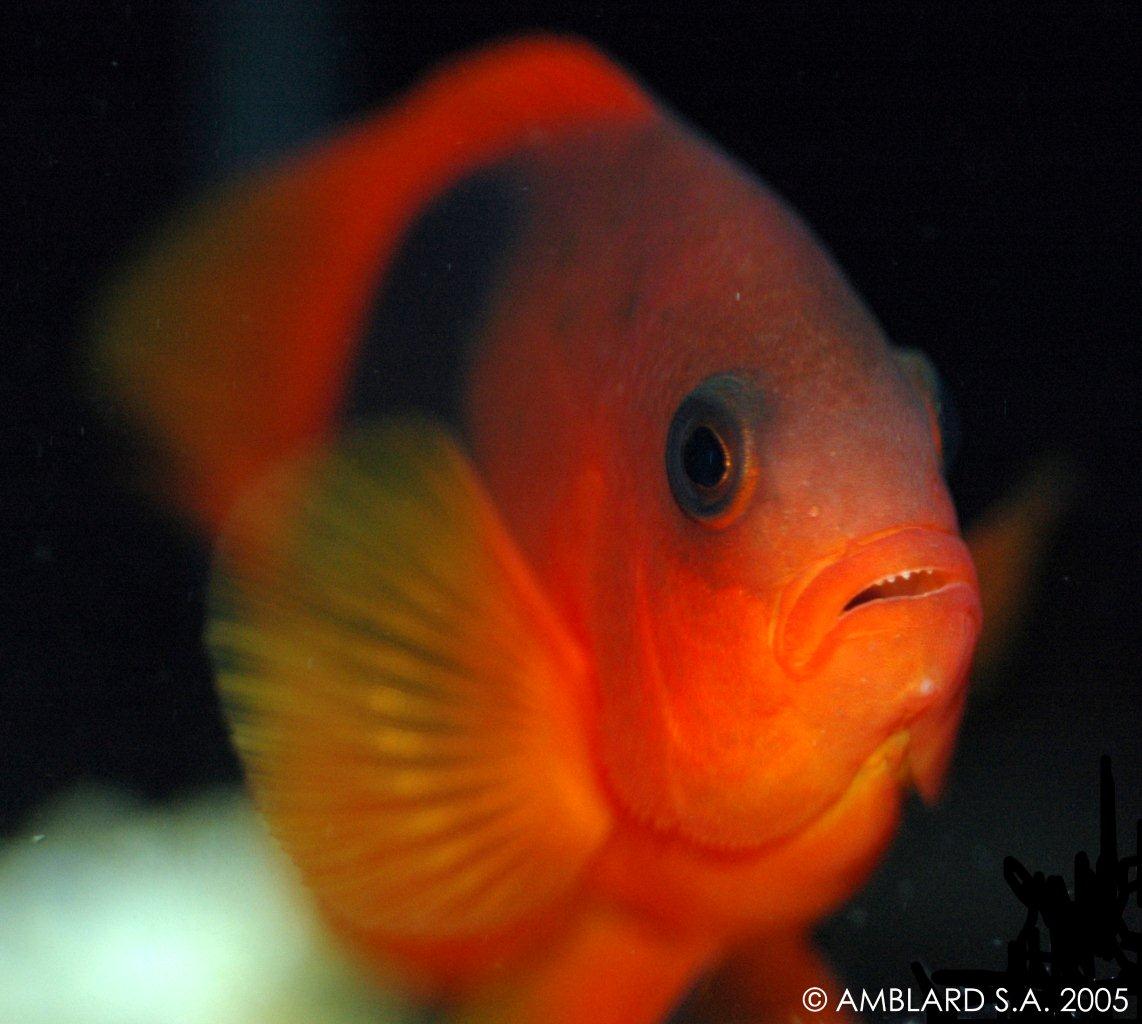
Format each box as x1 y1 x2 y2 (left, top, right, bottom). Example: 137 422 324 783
330 87 981 1021
104 38 982 1022
470 122 977 846
376 117 979 1013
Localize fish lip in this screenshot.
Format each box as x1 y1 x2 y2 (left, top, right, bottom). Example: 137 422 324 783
774 527 979 675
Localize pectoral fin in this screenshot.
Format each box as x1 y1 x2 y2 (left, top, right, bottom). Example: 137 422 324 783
967 453 1074 682
210 421 609 943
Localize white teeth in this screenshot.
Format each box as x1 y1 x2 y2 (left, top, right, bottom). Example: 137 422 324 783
867 567 937 592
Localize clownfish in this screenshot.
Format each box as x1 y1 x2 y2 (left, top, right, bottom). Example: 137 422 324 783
96 37 987 1024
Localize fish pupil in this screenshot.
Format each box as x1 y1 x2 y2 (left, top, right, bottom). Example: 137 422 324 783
683 425 728 489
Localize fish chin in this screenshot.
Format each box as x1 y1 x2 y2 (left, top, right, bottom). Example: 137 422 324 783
707 717 961 927
645 581 978 855
594 729 917 932
595 520 979 878
902 687 969 802
791 583 979 814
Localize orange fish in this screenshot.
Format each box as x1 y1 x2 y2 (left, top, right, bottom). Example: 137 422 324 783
96 37 983 1024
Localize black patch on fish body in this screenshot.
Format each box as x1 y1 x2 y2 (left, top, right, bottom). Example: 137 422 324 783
343 167 528 432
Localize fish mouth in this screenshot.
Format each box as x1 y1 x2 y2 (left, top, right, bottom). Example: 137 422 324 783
775 527 978 674
842 566 953 611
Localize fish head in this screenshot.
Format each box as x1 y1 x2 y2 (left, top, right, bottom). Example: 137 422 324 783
472 122 981 857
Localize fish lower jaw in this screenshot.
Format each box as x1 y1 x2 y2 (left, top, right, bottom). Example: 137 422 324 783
592 736 913 932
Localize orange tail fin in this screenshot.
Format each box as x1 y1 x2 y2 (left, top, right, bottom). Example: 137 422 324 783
93 37 653 533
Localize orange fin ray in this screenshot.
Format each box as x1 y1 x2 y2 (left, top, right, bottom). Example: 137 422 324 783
966 452 1075 682
210 421 609 942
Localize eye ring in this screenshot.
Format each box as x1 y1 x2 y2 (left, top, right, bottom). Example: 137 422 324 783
666 374 759 526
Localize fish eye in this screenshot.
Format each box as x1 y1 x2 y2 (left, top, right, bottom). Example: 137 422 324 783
896 349 959 473
666 374 758 526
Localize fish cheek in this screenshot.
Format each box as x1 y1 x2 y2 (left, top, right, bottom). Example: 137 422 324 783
589 503 804 845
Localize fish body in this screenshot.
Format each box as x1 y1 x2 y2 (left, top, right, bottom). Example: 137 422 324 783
97 38 981 1022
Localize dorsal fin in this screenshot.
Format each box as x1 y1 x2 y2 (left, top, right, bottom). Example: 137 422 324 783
93 37 655 532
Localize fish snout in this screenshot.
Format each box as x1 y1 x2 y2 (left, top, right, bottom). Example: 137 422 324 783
774 528 980 676
772 527 980 804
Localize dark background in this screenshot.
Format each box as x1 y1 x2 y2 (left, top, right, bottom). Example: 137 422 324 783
4 0 1139 1007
